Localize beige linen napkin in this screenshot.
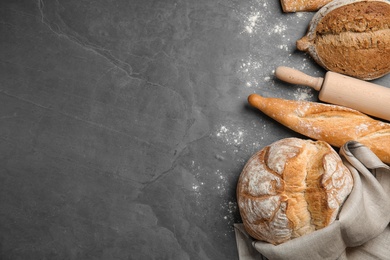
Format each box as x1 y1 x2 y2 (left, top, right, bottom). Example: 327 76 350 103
234 141 390 260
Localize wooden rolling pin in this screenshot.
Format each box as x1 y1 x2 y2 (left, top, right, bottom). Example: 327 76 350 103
275 66 390 121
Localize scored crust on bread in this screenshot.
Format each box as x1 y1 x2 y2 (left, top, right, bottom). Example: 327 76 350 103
247 94 390 164
280 0 333 12
296 0 390 80
237 138 353 244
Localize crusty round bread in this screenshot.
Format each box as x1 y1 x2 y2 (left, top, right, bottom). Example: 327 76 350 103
297 0 390 80
237 138 353 245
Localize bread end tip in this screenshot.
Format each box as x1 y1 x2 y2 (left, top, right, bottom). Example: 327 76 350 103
248 93 262 107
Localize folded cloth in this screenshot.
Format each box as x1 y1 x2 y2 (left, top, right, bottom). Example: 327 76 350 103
234 141 390 260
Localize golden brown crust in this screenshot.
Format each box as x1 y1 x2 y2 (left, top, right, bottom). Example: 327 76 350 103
280 0 333 12
248 94 390 164
358 129 390 163
237 138 353 244
297 0 390 80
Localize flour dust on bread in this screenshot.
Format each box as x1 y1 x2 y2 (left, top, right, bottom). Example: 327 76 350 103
248 93 390 164
297 0 390 80
237 138 353 245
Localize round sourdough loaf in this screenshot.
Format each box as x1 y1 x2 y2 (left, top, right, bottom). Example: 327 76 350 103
236 138 353 245
297 0 390 80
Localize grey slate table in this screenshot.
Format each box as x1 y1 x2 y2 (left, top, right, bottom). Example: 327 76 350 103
2 0 389 259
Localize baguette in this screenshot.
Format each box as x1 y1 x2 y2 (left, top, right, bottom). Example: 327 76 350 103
280 0 333 12
248 94 390 164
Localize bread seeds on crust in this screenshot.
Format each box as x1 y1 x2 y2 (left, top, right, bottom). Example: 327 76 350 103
297 0 390 80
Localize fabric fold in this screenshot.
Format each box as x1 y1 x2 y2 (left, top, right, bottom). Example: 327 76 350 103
235 141 390 260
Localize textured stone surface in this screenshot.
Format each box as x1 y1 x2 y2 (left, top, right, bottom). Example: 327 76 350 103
2 0 387 259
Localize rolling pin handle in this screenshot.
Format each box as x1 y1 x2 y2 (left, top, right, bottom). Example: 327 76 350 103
275 66 323 91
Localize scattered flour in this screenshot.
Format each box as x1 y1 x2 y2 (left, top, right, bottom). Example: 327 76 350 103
245 12 261 34
214 123 270 157
239 55 266 88
242 2 268 34
215 125 245 147
236 0 314 100
293 86 313 101
269 24 287 36
222 201 238 230
215 1 316 227
190 161 229 200
278 44 289 51
237 9 292 88
190 161 238 234
215 169 228 195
